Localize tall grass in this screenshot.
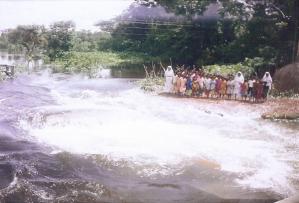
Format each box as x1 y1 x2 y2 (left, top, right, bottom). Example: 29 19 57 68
52 51 160 75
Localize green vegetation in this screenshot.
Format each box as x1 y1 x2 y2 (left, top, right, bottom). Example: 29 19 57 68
98 0 299 76
51 51 158 74
45 21 75 61
204 63 253 78
5 25 47 61
137 77 165 92
0 0 298 79
0 32 23 52
203 57 269 78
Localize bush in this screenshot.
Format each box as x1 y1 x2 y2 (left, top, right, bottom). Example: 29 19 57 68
243 57 275 74
203 63 254 78
203 57 277 78
51 51 157 76
137 77 165 92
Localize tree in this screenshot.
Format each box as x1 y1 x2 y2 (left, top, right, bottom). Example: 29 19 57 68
135 0 299 67
0 32 9 50
7 25 46 60
46 21 75 61
290 0 299 62
137 0 214 17
71 31 110 52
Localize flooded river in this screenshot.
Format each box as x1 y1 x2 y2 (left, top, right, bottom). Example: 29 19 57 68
0 70 298 202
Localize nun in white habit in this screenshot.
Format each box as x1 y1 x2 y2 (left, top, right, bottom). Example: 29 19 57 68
262 72 272 98
233 71 244 99
164 66 175 93
262 72 272 89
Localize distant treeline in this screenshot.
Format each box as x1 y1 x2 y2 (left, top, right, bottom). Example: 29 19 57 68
0 21 110 61
99 0 299 74
0 0 298 76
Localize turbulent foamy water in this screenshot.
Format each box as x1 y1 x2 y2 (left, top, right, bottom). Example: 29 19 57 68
0 71 298 202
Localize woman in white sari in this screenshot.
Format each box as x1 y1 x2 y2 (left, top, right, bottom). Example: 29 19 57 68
233 72 244 100
164 66 175 93
262 72 272 99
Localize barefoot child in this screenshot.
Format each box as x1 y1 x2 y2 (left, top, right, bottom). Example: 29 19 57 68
254 80 264 103
241 80 249 101
248 77 255 101
179 74 187 96
215 78 222 98
210 76 217 98
192 75 199 97
204 76 211 98
226 77 234 100
186 75 193 97
174 72 181 94
197 74 204 97
220 79 227 98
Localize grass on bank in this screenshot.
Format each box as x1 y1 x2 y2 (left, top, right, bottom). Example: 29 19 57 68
50 51 160 75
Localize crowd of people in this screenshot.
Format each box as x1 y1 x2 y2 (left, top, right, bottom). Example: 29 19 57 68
164 66 273 103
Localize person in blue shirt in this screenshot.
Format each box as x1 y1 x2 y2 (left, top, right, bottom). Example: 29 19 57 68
186 74 193 97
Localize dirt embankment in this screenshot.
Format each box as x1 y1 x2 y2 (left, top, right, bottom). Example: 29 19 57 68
262 62 299 120
261 98 299 120
159 93 299 120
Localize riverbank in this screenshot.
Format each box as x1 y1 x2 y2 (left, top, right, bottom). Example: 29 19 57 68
158 92 299 121
261 98 299 120
140 77 299 121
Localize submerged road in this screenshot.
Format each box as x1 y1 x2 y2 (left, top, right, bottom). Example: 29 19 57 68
0 71 298 202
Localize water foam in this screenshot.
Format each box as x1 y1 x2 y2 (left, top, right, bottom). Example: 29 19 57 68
19 75 299 196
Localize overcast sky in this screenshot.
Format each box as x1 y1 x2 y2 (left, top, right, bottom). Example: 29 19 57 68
0 0 133 31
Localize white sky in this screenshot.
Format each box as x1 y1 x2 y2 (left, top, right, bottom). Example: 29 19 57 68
0 0 133 31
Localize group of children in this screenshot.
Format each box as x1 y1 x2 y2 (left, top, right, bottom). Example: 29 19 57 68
164 66 273 103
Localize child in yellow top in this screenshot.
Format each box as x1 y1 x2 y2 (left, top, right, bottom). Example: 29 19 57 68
220 79 227 98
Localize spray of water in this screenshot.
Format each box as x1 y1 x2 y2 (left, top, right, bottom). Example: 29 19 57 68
18 73 299 196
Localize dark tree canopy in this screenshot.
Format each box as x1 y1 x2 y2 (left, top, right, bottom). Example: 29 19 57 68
94 0 298 73
137 0 215 17
45 21 75 61
1 0 298 76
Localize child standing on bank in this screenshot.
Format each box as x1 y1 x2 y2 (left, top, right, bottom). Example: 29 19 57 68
247 77 255 101
215 78 222 98
254 80 264 103
241 80 249 101
220 79 227 98
226 77 234 100
186 74 193 97
210 76 217 98
204 76 211 98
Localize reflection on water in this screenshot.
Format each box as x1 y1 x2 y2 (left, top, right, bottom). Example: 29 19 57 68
0 52 25 66
0 51 145 78
111 66 146 78
0 51 43 70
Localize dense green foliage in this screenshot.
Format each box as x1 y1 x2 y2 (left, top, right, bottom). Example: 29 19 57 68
0 32 23 52
51 51 157 75
97 0 299 75
0 0 298 78
5 25 47 60
204 57 275 78
72 31 111 52
45 21 75 61
204 62 253 78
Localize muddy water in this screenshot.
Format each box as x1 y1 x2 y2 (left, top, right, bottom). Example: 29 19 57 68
0 71 298 202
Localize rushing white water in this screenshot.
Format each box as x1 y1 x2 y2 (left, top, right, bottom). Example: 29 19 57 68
18 72 299 197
